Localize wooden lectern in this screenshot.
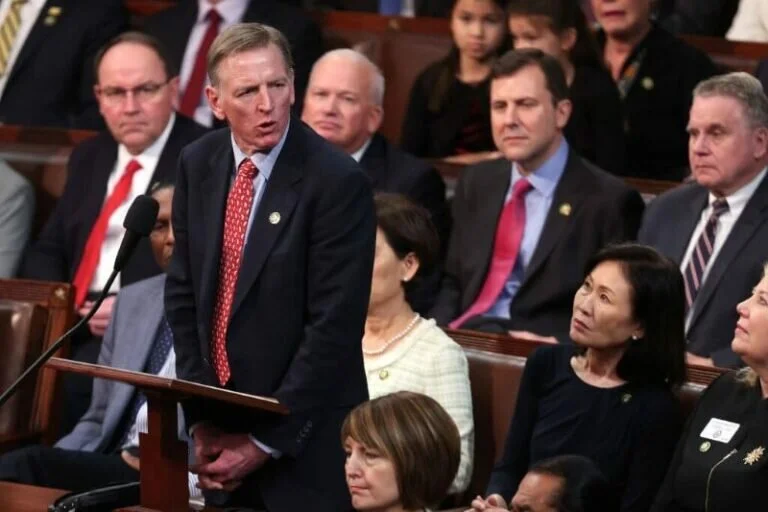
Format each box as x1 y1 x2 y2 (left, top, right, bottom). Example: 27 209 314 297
45 357 288 512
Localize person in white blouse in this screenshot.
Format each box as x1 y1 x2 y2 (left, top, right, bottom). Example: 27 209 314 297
364 193 474 494
727 0 768 42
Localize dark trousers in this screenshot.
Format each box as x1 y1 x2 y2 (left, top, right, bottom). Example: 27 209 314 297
0 445 138 492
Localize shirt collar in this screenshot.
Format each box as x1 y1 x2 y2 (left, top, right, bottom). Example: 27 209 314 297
117 113 176 169
196 0 248 24
230 119 291 182
511 138 569 198
707 166 767 212
350 138 373 162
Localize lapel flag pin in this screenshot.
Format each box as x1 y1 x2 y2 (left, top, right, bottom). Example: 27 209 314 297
269 212 281 225
559 203 571 216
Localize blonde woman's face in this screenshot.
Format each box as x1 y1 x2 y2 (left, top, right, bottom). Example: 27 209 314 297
344 437 400 511
733 274 768 366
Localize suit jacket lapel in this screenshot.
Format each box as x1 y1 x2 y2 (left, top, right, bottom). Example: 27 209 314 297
7 0 63 83
150 116 185 190
198 138 232 335
670 187 708 264
689 175 768 328
520 152 588 287
163 2 198 72
359 134 387 189
231 124 303 315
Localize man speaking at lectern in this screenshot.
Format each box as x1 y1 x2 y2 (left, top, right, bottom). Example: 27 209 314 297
164 23 376 511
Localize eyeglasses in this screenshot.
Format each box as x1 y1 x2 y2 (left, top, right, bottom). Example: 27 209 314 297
97 80 170 105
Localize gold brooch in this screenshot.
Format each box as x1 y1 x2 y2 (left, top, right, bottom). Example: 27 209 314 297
744 446 765 465
558 203 571 216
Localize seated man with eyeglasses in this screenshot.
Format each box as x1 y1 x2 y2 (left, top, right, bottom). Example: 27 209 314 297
19 31 208 436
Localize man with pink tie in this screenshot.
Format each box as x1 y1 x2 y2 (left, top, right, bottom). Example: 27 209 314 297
431 48 643 342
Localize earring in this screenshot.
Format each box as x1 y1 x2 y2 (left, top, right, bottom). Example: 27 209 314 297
631 334 639 340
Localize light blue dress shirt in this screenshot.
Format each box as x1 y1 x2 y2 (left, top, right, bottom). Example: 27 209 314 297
230 120 290 244
484 140 569 319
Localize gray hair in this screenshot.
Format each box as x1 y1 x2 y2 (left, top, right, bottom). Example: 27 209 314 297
207 23 294 87
312 48 385 106
693 72 768 129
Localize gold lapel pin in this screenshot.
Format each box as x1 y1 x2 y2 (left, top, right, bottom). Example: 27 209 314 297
642 77 654 90
744 446 765 465
379 369 389 381
48 6 62 15
268 212 281 225
43 15 57 25
559 203 571 216
699 441 711 453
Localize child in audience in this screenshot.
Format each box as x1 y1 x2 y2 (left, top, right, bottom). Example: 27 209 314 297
471 244 686 512
507 0 626 175
342 391 461 512
400 0 508 161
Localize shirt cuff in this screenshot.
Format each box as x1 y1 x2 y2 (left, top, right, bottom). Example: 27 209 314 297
249 435 282 459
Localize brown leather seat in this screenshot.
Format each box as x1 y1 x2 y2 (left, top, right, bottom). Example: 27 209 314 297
0 300 47 437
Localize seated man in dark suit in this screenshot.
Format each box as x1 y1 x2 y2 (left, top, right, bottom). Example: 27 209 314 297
20 32 208 434
0 0 127 128
0 184 202 499
638 72 768 369
301 48 448 243
431 48 644 341
141 0 322 125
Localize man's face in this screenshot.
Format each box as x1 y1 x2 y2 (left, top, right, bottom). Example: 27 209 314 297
510 472 563 512
491 64 571 173
688 95 768 196
591 0 652 39
95 42 178 156
206 44 295 154
149 187 174 271
301 54 383 154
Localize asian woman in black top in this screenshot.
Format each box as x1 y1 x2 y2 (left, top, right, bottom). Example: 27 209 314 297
400 0 508 160
507 0 627 175
652 266 768 512
470 244 686 512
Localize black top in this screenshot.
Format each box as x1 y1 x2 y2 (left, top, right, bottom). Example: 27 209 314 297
565 65 627 176
487 344 681 512
597 25 717 181
400 57 496 158
652 372 768 512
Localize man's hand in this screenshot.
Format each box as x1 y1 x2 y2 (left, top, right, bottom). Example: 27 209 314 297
78 296 116 337
508 330 558 344
467 493 508 511
686 351 714 367
191 430 270 491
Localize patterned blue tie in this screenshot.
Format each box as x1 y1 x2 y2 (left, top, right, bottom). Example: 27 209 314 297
118 317 174 449
379 0 402 15
683 198 729 313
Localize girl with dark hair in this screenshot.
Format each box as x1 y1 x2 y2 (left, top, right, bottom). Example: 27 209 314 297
507 0 626 175
400 0 508 161
471 243 686 512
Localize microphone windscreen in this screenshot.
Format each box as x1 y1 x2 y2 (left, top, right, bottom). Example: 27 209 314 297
123 195 159 236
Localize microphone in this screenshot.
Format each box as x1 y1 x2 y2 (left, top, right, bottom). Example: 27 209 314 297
0 195 159 409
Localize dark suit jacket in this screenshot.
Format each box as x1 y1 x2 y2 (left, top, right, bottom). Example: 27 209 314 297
165 120 375 511
0 0 127 129
431 150 645 341
637 176 768 368
141 0 322 115
311 0 453 17
657 0 739 37
20 115 208 286
757 60 768 93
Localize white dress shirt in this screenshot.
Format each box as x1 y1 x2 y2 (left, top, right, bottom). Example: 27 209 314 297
179 0 249 126
0 0 44 100
122 346 202 498
349 138 372 162
681 167 767 331
90 114 176 293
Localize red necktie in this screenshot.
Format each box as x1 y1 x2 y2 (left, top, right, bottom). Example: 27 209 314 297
450 178 532 328
210 158 258 386
72 159 143 308
179 9 221 118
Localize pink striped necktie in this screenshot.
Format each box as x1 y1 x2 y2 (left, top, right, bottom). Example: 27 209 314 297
682 198 729 313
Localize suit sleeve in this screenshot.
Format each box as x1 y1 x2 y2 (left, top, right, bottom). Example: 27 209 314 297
411 165 449 249
55 291 122 450
430 168 469 324
19 145 90 282
486 347 545 502
287 18 323 115
603 186 645 243
0 173 33 278
251 167 376 456
400 72 431 157
73 1 129 129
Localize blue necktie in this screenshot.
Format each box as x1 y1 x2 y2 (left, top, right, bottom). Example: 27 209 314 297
118 317 174 449
379 0 402 15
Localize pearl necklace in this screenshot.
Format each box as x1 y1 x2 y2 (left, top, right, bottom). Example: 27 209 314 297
363 314 421 356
